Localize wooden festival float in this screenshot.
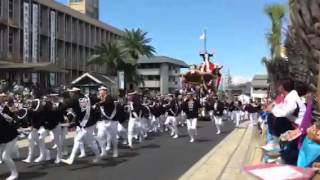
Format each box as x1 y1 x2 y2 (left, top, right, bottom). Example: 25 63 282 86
182 50 223 94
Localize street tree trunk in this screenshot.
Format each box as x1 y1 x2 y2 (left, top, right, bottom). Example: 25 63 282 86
290 0 320 123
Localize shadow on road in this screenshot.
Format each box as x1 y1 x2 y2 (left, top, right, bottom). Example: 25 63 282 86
197 139 213 143
137 144 160 150
120 151 139 158
68 158 128 171
0 172 47 180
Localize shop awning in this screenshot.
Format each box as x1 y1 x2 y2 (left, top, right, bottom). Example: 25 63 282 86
0 62 68 73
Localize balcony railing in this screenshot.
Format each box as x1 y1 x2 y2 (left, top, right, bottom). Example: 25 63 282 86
140 80 160 88
138 68 160 75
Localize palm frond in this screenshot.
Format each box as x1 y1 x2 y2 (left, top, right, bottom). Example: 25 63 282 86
264 3 287 58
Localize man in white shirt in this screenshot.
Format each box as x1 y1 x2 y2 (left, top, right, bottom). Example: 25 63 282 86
270 80 306 128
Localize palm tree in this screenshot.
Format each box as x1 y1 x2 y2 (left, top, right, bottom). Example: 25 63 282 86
87 42 126 75
262 3 287 91
264 4 287 59
290 0 320 124
285 27 309 84
88 28 155 88
120 28 156 60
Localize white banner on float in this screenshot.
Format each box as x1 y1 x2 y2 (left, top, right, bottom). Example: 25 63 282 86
23 2 30 63
50 11 56 63
118 71 125 89
32 4 39 63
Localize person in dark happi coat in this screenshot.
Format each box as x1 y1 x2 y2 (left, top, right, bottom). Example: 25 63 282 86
61 87 100 165
96 86 119 158
182 93 201 143
164 95 179 139
213 97 225 134
22 98 44 163
0 93 19 180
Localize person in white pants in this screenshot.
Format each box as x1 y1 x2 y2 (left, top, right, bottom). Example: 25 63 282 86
164 95 179 138
127 91 144 148
65 110 86 158
182 93 200 142
234 101 243 127
247 100 258 126
0 138 19 180
61 88 100 165
22 99 43 163
0 93 19 180
97 86 119 158
213 98 224 134
105 120 119 157
36 99 64 164
149 100 161 133
62 125 100 165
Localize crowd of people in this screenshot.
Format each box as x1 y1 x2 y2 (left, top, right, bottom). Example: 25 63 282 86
0 82 277 180
256 79 320 172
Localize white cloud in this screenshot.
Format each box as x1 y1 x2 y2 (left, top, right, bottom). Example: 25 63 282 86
231 75 251 85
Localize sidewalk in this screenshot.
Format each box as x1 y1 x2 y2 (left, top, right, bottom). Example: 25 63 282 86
179 122 264 180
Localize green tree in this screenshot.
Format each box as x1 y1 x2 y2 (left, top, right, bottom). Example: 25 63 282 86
88 28 156 87
262 3 288 89
264 4 287 58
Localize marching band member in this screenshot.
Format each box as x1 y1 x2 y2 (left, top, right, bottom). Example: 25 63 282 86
115 98 129 145
213 96 224 135
61 87 101 165
182 93 200 143
127 91 144 148
206 95 215 126
164 94 179 139
22 98 44 163
97 86 119 158
234 101 242 127
141 99 151 138
37 96 64 164
3 98 20 160
65 108 86 158
0 93 19 180
149 99 162 133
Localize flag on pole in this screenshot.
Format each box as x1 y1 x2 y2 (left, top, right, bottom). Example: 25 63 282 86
200 32 206 40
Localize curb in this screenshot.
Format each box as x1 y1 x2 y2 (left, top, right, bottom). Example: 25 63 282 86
179 124 264 180
179 127 247 180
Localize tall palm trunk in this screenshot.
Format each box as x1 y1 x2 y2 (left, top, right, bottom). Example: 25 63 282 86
290 0 320 123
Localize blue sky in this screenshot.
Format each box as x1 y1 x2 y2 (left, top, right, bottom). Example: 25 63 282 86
57 0 288 82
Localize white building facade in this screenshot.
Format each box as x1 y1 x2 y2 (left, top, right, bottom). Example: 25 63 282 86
251 75 269 102
137 56 188 95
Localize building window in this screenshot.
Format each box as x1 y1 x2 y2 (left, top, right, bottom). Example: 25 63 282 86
0 0 2 16
0 29 2 51
9 0 13 19
8 28 14 54
39 7 43 27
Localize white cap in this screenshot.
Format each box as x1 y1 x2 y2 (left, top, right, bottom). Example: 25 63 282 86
127 91 137 96
49 93 59 97
67 87 81 92
98 86 108 91
0 93 7 97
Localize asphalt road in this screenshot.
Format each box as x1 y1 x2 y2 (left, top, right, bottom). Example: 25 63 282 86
0 121 234 180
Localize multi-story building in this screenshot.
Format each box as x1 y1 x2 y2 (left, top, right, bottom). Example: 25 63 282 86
137 56 189 95
69 0 99 20
251 74 269 102
0 0 121 87
226 82 251 100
